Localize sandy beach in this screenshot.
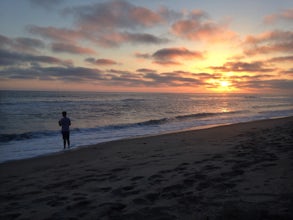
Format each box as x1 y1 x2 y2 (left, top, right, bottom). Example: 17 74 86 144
1 117 293 219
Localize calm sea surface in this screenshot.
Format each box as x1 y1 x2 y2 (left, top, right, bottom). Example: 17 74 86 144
1 91 293 163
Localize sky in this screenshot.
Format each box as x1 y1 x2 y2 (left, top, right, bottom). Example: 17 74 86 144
0 0 292 93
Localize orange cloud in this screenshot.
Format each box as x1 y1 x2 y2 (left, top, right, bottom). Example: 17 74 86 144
281 68 293 76
171 17 237 43
244 30 293 55
264 9 293 24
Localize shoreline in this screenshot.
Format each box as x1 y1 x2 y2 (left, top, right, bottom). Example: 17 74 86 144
1 116 293 219
0 116 288 165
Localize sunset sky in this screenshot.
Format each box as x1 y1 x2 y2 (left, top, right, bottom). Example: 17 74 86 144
0 0 292 93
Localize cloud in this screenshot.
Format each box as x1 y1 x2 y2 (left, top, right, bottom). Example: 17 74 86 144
26 1 171 48
28 26 169 48
95 31 169 47
153 60 181 66
171 10 237 43
0 60 207 88
136 68 157 73
28 26 83 43
42 66 103 82
65 0 163 31
152 47 203 66
124 32 169 44
264 9 293 24
0 48 72 67
35 0 168 48
188 10 209 20
0 34 45 53
134 47 204 66
134 52 151 59
243 30 293 55
157 6 183 22
143 71 200 86
264 79 293 90
281 68 293 75
126 70 204 87
236 79 293 91
0 65 103 82
1 58 292 92
207 73 293 93
51 42 96 55
211 61 275 73
85 58 119 66
268 56 293 63
107 69 209 87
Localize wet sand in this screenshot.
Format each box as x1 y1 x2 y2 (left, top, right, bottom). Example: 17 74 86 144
1 117 293 219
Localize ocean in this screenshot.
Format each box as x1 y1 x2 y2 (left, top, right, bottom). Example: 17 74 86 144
1 90 292 163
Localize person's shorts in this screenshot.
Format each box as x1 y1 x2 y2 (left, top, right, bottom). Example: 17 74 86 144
62 131 70 140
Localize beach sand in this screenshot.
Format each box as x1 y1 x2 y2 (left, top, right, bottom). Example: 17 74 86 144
1 117 293 220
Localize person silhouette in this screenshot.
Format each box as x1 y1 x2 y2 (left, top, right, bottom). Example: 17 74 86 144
58 111 71 149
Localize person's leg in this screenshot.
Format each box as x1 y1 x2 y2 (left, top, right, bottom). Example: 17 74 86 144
62 132 66 149
65 132 70 148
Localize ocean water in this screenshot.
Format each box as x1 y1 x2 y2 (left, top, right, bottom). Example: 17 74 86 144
0 91 293 163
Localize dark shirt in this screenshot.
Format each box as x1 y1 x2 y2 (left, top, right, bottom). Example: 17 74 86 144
59 117 71 132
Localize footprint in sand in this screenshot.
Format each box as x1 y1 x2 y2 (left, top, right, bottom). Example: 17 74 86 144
111 185 141 197
148 174 165 185
131 176 144 181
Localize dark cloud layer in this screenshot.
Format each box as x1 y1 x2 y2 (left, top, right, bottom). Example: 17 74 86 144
0 34 45 53
0 49 72 67
211 61 275 73
0 62 206 87
85 58 119 66
153 47 203 60
51 42 96 55
133 47 204 66
1 58 292 92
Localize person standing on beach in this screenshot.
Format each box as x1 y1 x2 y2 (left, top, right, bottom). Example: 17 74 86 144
59 111 71 149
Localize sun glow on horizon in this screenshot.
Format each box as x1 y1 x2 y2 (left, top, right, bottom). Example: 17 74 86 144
206 78 237 93
220 80 230 88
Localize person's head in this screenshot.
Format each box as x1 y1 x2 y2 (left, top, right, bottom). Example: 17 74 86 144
62 111 67 117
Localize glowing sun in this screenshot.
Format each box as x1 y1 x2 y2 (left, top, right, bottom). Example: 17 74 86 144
206 79 236 92
220 81 230 88
217 80 234 92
